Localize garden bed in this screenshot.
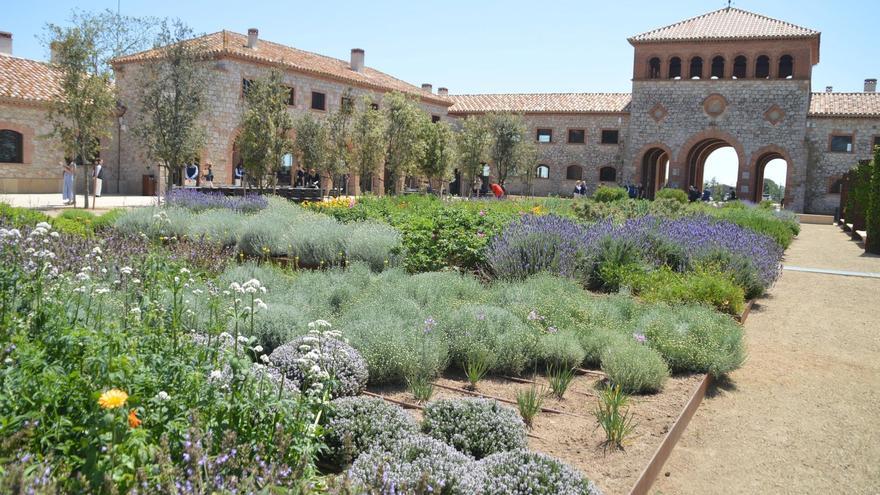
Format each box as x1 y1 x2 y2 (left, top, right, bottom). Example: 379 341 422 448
369 371 705 495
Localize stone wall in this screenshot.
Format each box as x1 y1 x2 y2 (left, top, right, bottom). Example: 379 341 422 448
0 102 64 193
804 116 879 214
626 79 811 211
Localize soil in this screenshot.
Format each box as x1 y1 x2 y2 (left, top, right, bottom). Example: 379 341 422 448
652 224 880 494
371 370 704 495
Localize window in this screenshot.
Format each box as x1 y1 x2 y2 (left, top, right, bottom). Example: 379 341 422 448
829 134 853 153
567 129 585 144
828 177 843 194
778 55 794 79
711 56 725 79
0 130 24 163
311 91 326 111
733 56 747 79
689 57 703 79
370 103 379 111
599 166 617 182
535 165 550 179
340 96 354 112
873 136 880 150
283 86 295 106
537 128 552 143
668 57 682 79
241 79 254 97
648 57 661 79
600 130 619 144
755 55 770 78
565 165 583 180
431 115 441 123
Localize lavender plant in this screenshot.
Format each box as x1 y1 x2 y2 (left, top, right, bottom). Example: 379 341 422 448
473 450 603 495
422 398 527 459
323 396 419 467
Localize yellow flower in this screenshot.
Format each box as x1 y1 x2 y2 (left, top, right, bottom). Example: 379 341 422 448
98 389 128 409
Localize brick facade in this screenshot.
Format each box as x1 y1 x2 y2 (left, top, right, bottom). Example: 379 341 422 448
0 101 64 193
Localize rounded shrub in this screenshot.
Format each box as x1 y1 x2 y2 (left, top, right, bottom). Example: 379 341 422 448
576 327 627 368
324 396 419 467
248 304 311 354
600 341 669 394
592 185 628 203
655 188 688 203
268 335 368 398
441 304 534 375
345 221 402 271
347 433 478 495
473 450 602 495
537 330 586 368
422 398 526 459
638 304 746 377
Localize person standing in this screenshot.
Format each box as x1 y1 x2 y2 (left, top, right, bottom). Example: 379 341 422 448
62 158 76 205
93 159 105 198
184 162 199 186
234 163 244 187
203 162 215 187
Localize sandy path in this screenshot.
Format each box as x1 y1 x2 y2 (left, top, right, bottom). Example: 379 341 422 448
652 224 880 494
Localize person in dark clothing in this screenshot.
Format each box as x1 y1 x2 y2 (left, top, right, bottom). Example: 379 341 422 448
295 166 306 187
701 189 711 201
307 168 320 188
688 185 700 202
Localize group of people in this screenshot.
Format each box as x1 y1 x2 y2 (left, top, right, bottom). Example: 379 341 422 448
294 166 321 188
61 158 105 205
688 185 718 202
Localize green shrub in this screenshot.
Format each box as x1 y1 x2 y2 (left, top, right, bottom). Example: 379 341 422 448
592 185 628 203
345 221 401 271
656 188 688 203
623 266 745 315
422 398 526 459
600 341 669 394
187 209 244 246
0 202 50 229
537 330 586 369
91 208 128 231
474 450 600 495
324 396 419 467
638 304 746 377
441 304 534 375
247 304 311 353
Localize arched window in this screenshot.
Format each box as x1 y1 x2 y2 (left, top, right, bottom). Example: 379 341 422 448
599 166 617 182
689 57 703 79
648 57 661 79
535 164 549 179
0 130 24 164
778 55 794 79
668 57 682 79
733 56 747 79
755 55 770 78
711 56 725 79
828 177 842 194
566 165 583 180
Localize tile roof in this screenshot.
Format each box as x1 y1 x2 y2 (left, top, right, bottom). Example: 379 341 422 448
808 92 880 118
448 93 632 114
113 31 450 106
0 53 62 104
629 7 819 43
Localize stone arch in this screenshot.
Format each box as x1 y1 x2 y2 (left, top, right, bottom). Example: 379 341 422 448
635 142 673 200
667 56 682 79
732 55 748 78
749 144 793 204
647 57 662 79
689 56 704 79
677 130 746 193
755 55 771 79
0 121 35 165
710 55 725 79
778 54 794 79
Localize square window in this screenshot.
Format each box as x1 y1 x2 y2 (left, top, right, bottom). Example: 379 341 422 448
311 91 326 111
341 96 354 112
601 130 619 144
829 134 853 152
873 136 880 150
432 115 441 123
568 129 585 144
284 86 295 106
241 79 254 97
537 128 552 143
370 103 379 111
828 177 843 194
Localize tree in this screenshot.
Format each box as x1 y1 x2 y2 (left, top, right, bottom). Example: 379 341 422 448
486 112 532 187
762 178 785 202
350 95 387 194
419 121 457 193
867 145 880 254
293 114 329 191
131 20 208 196
456 115 491 197
326 89 356 193
237 69 295 191
383 91 428 194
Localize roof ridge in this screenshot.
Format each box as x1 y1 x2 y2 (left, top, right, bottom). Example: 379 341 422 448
451 92 631 97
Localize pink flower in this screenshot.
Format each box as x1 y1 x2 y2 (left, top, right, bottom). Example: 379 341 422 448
477 232 485 238
478 210 486 216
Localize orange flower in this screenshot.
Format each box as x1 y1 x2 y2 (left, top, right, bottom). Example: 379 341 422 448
128 408 141 428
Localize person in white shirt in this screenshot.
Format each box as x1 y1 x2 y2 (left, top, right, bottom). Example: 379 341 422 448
62 159 76 205
93 159 105 197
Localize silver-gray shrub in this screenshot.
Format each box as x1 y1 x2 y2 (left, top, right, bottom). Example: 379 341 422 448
345 221 402 271
268 335 368 398
600 341 669 394
247 304 312 354
472 450 603 495
422 398 527 459
636 303 746 377
347 433 478 495
441 304 534 375
324 396 419 467
114 206 192 238
286 215 347 266
185 209 245 247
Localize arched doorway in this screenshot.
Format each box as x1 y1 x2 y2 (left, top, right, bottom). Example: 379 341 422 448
701 146 739 201
640 147 670 199
753 149 790 204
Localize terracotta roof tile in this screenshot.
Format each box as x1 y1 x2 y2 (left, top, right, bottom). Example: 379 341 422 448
0 53 63 104
113 31 450 106
448 93 631 114
629 8 818 43
809 92 880 118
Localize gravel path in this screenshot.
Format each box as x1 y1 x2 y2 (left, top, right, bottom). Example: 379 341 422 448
652 224 880 494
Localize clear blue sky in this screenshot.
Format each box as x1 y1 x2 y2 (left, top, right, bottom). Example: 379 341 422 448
5 0 877 187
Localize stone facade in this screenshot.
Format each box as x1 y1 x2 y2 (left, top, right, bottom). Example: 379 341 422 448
0 101 64 193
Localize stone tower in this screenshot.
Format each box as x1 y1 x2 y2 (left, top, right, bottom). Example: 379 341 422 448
625 7 820 210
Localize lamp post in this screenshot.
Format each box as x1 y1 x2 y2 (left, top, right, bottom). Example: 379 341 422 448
115 101 127 194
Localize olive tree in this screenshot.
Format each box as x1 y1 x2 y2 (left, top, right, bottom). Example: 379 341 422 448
383 91 428 194
486 112 533 187
350 95 387 194
456 115 491 197
293 113 329 192
419 121 457 193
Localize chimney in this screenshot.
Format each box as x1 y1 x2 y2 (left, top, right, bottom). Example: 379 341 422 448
49 41 60 64
865 79 877 93
825 86 833 93
247 28 259 49
0 32 11 55
350 48 364 73
421 83 433 93
437 87 449 96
